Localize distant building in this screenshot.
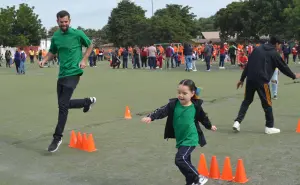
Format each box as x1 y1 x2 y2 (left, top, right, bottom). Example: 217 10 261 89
191 31 221 44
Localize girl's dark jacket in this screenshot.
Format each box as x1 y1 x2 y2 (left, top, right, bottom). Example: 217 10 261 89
147 98 212 147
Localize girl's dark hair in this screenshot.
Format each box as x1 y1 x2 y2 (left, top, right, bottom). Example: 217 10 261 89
179 79 200 99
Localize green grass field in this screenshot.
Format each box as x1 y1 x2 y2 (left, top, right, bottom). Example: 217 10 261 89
0 60 300 185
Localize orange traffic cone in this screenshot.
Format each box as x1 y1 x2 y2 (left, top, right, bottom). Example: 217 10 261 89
197 153 209 177
86 134 97 152
296 119 300 133
76 132 83 149
124 106 132 119
233 159 249 183
82 133 89 151
209 156 220 179
68 130 77 148
220 157 234 181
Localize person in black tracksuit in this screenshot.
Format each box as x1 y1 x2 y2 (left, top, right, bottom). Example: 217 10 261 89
234 36 300 134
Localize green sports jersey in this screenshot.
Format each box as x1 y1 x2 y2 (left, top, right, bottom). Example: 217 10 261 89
49 28 92 78
173 101 198 148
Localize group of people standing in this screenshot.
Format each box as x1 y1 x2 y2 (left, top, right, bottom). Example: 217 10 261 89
4 48 27 74
108 42 216 72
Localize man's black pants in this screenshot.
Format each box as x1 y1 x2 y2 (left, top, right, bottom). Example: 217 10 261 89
175 146 199 185
235 80 274 128
53 76 90 140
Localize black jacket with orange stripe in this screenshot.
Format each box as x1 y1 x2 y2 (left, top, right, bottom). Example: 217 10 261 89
147 98 212 147
240 44 296 83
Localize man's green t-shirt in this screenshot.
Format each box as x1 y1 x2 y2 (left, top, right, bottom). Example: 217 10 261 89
49 28 92 78
173 101 199 148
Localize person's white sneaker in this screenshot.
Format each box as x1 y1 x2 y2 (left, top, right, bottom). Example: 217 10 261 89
265 127 280 134
233 121 241 132
198 175 208 185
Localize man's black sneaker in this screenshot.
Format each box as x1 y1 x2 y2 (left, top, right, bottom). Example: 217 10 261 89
83 97 96 113
48 139 62 153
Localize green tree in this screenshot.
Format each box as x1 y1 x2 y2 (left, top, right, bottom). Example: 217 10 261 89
247 0 293 38
215 1 252 40
150 4 198 43
0 6 16 46
107 0 149 46
197 16 217 32
100 24 110 44
215 0 295 41
15 34 29 47
0 4 45 46
13 3 46 46
284 0 300 39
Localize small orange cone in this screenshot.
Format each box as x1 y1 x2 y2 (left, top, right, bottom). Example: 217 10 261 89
209 156 220 179
82 133 89 151
233 159 249 183
197 153 209 177
76 132 83 149
68 130 77 148
86 134 97 152
124 106 132 119
296 120 300 133
220 157 234 181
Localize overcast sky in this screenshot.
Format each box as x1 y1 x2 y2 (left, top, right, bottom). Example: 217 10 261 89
1 0 236 30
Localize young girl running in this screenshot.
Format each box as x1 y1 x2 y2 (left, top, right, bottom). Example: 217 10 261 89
141 79 217 185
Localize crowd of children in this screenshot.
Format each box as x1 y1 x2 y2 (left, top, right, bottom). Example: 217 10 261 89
106 41 300 72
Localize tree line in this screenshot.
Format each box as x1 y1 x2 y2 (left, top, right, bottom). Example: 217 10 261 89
0 0 299 47
0 4 46 47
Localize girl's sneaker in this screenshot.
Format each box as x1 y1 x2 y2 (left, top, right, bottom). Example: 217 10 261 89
198 175 208 185
191 175 208 185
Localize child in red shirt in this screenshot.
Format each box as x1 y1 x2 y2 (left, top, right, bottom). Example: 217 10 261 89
156 53 164 69
292 46 298 63
177 54 182 67
239 52 248 69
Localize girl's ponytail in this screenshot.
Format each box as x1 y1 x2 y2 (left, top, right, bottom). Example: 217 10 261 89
192 86 201 100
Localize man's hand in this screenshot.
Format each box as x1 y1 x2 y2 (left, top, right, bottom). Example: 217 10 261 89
237 81 244 89
80 60 87 69
295 73 300 79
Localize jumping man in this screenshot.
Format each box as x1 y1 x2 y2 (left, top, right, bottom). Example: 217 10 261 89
39 10 96 152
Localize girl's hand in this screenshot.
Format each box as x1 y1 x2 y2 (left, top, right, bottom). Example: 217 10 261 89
141 117 152 124
211 125 217 131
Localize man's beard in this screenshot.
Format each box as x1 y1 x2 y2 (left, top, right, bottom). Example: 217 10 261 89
60 25 69 32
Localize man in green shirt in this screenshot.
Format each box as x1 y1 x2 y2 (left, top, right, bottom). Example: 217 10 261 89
40 10 96 153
